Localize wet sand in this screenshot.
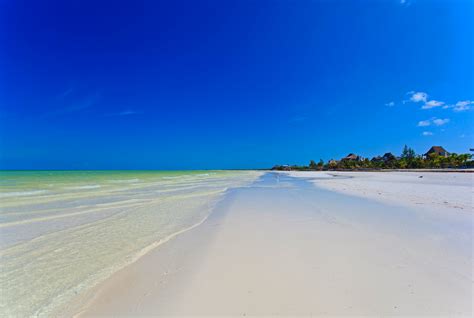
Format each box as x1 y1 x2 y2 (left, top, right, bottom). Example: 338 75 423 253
71 172 473 316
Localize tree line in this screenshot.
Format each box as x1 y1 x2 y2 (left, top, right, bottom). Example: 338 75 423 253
271 146 473 171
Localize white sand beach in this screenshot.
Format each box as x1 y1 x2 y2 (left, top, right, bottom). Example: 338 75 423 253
70 171 473 317
288 170 473 213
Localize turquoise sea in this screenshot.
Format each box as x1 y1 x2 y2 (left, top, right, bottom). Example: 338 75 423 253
0 170 261 316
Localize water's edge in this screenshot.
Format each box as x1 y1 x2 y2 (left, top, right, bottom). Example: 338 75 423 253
0 171 262 317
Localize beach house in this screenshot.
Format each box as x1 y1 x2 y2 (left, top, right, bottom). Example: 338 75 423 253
371 156 383 163
342 153 363 161
382 152 397 162
424 146 449 158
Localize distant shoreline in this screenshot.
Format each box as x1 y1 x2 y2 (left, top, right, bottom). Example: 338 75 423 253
271 168 474 173
1 168 473 174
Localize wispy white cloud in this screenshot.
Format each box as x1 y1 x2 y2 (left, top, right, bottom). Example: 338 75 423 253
385 101 395 107
289 115 306 123
417 120 431 127
392 91 469 135
418 117 450 127
57 88 73 99
118 110 138 116
43 93 99 118
65 98 97 112
421 100 445 110
432 118 449 126
403 91 472 112
453 100 472 112
409 91 428 103
107 110 142 117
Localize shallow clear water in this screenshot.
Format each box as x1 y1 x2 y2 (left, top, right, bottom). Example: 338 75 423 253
0 170 261 317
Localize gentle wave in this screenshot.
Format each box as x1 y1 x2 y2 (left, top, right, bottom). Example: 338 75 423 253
0 190 49 198
107 179 141 184
65 185 101 190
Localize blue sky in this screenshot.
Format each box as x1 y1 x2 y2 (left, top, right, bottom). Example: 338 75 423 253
1 0 473 169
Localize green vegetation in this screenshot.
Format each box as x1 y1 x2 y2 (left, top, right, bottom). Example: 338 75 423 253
271 145 473 171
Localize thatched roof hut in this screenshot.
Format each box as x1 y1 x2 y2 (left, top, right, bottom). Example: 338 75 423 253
424 146 449 158
342 153 360 161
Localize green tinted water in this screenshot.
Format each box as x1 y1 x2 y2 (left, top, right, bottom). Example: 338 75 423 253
0 170 261 316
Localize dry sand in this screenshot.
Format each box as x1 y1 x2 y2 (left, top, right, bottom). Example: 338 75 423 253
288 170 473 213
70 172 473 317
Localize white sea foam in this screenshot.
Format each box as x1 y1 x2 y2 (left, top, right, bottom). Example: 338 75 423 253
107 179 141 183
0 190 49 198
65 185 101 190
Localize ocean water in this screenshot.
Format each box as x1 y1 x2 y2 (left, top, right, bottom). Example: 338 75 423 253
0 170 261 316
